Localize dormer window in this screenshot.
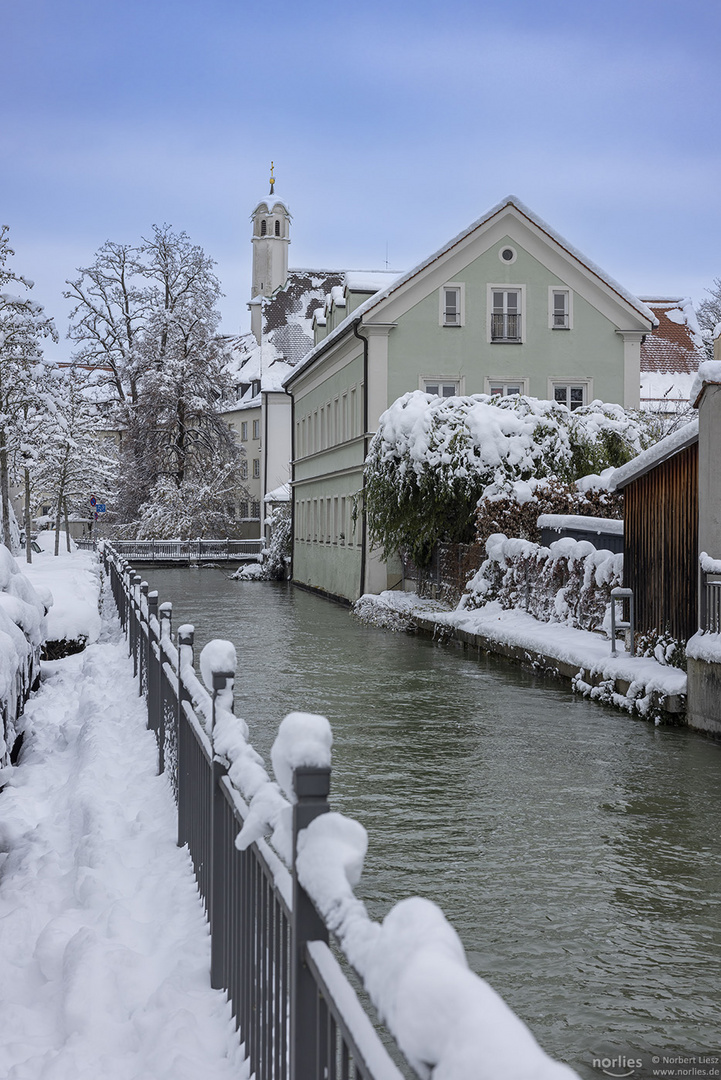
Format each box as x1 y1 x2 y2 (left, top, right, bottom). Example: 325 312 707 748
275 220 280 236
260 219 267 236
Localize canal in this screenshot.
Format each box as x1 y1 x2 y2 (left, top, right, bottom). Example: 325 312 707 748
141 568 720 1077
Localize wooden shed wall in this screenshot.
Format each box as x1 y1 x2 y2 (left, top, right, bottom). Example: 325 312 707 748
623 443 698 642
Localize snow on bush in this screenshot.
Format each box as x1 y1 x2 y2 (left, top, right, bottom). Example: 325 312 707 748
0 545 46 765
366 392 659 566
476 472 623 546
462 533 623 633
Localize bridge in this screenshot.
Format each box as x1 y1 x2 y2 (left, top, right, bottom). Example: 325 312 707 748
77 538 263 563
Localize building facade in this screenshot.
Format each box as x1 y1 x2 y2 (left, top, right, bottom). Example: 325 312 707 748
285 196 659 603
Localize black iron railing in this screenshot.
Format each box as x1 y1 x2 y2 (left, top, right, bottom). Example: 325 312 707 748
103 543 412 1080
700 568 721 633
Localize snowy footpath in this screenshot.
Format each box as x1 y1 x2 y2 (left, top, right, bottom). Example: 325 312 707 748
0 586 244 1079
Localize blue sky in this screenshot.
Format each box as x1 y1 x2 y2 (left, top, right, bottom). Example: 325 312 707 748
2 0 720 359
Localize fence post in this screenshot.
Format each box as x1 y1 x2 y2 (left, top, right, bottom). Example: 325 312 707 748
147 591 159 734
176 623 194 845
210 668 234 990
131 574 142 674
139 581 149 697
158 602 173 774
699 566 707 632
290 765 330 1080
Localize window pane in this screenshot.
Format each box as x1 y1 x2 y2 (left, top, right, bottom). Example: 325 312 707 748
506 385 521 396
507 292 518 313
425 383 439 396
570 387 584 409
492 291 504 312
554 292 567 313
441 384 457 397
490 385 504 396
554 387 568 405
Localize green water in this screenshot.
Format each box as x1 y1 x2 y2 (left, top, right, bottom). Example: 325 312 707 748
139 569 721 1077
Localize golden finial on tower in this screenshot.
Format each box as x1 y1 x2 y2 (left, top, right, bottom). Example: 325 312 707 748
269 161 275 195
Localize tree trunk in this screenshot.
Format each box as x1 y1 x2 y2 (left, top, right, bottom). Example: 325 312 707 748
24 466 32 563
0 430 12 552
54 458 68 556
63 498 71 551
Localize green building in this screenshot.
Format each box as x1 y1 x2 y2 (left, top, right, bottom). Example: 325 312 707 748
285 195 658 604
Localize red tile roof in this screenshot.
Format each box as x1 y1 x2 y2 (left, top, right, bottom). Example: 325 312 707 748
639 298 700 374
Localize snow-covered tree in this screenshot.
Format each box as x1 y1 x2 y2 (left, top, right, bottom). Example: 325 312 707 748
65 226 243 534
31 364 117 555
0 226 57 552
696 278 721 361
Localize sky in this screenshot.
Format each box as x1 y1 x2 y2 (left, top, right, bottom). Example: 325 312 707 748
2 0 720 361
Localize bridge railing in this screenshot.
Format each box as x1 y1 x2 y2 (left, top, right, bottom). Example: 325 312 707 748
85 537 263 561
102 541 576 1080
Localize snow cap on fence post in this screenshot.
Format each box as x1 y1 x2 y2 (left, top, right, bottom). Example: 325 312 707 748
199 639 237 727
158 601 172 641
177 623 194 668
147 590 159 622
271 712 333 804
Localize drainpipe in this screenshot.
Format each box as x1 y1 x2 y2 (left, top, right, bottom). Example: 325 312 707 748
290 390 296 581
353 319 368 598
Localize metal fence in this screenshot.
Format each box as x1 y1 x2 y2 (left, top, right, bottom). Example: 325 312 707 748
700 568 721 633
103 543 413 1080
81 538 263 561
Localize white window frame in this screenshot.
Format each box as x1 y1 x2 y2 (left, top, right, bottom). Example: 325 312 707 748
439 282 465 327
484 377 530 398
240 421 248 441
253 418 261 439
548 378 593 410
252 458 260 478
498 245 517 265
420 375 464 398
548 287 573 330
487 284 526 343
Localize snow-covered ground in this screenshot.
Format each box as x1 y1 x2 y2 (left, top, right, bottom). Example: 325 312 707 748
357 591 686 717
0 581 244 1078
20 532 102 645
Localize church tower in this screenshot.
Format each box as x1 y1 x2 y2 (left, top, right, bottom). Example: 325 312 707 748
250 162 291 301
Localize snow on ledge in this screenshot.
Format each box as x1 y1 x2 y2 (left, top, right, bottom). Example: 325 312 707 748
690 359 721 407
537 514 623 535
686 631 721 664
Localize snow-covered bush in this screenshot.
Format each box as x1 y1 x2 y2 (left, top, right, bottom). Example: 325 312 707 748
365 392 657 566
0 545 46 766
462 532 623 633
476 472 623 546
635 627 686 669
132 469 239 539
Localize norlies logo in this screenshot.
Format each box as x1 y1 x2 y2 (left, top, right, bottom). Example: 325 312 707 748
593 1056 643 1078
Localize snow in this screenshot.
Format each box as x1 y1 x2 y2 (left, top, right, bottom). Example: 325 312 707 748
610 418 698 489
700 551 721 574
296 811 578 1080
199 639 237 691
0 595 244 1079
640 370 695 403
20 544 102 645
686 630 721 664
538 513 623 535
264 482 290 503
344 270 403 293
270 711 332 803
690 358 721 406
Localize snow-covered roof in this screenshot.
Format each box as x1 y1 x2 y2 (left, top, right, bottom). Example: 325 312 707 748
264 483 290 503
345 270 403 293
638 299 703 401
285 195 657 388
251 195 290 215
537 513 624 535
222 332 294 406
259 268 346 365
610 419 699 490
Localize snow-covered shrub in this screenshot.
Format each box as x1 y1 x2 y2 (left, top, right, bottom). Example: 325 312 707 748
0 545 47 766
132 469 239 539
635 627 687 669
365 392 657 566
462 532 623 633
476 472 623 546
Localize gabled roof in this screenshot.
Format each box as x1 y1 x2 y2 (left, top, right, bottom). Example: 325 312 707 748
258 269 346 365
285 195 657 388
639 297 702 375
